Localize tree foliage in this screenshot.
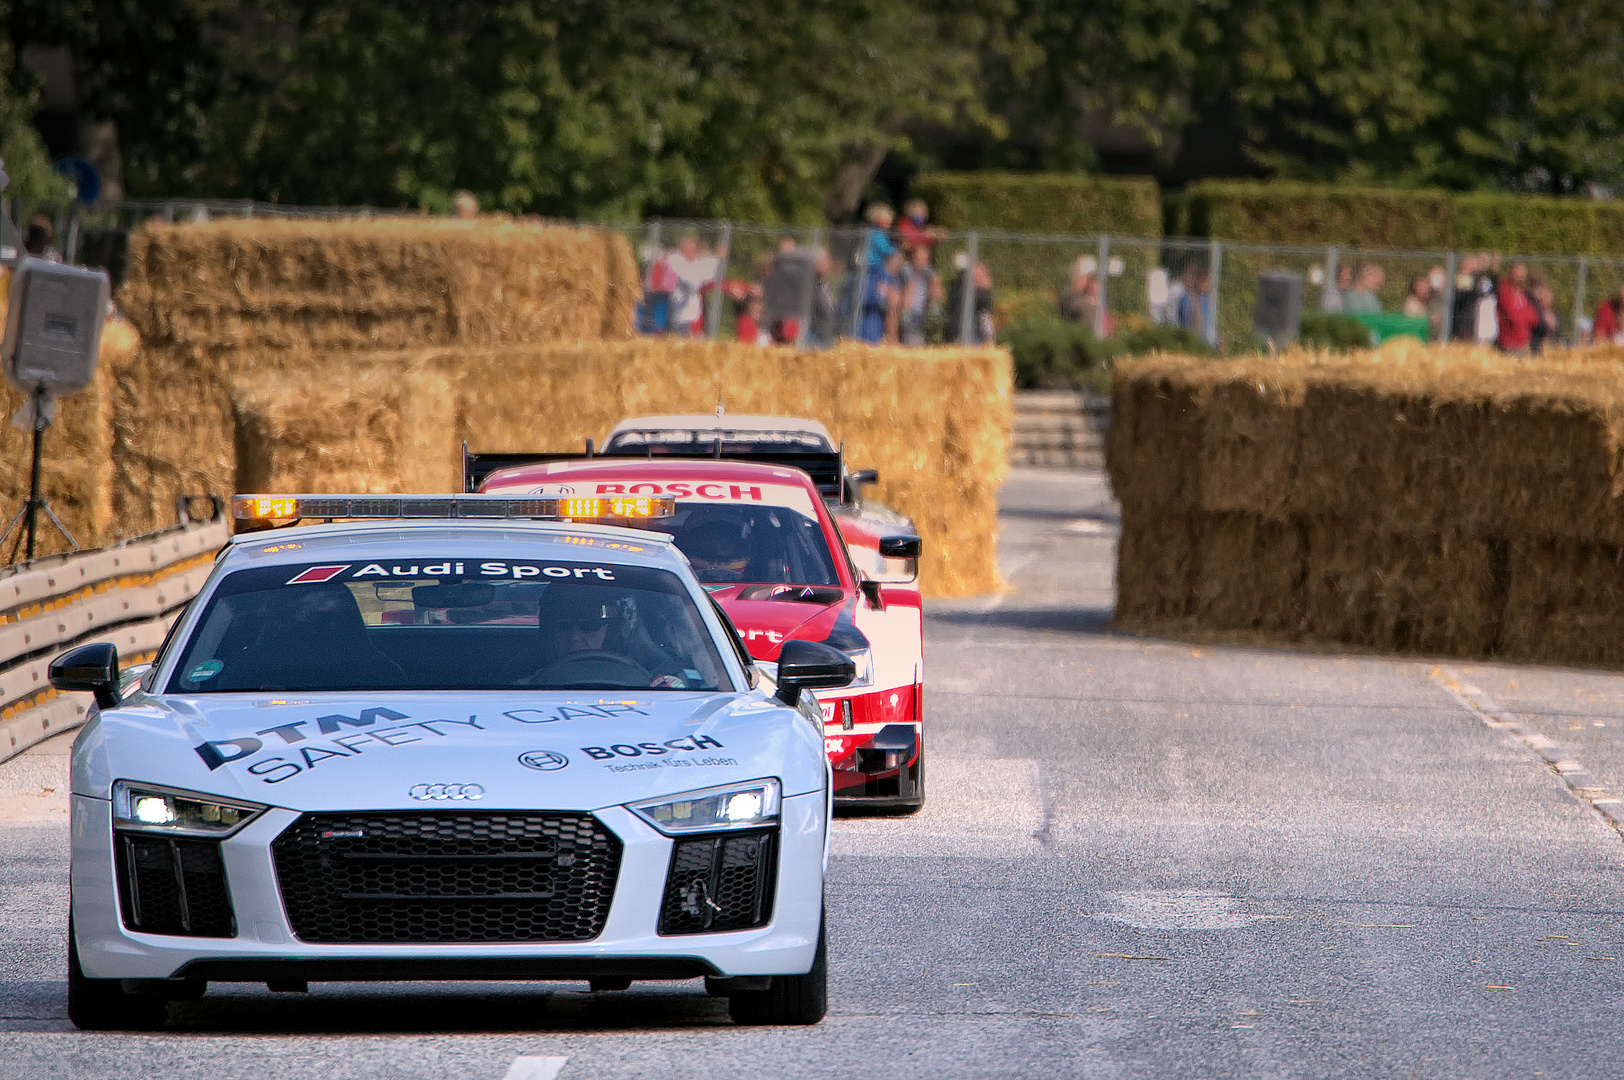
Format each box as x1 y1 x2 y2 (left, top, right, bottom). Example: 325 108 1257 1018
9 0 1624 217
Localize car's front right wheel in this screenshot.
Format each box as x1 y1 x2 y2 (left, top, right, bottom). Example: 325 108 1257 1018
67 912 169 1031
728 911 828 1025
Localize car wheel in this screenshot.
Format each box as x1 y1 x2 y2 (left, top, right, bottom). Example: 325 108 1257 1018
67 913 168 1031
728 909 827 1026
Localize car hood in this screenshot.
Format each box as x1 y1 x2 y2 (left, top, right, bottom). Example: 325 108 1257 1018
72 690 826 810
707 587 851 662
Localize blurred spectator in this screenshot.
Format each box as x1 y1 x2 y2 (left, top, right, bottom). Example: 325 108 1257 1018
1058 258 1098 324
895 198 940 254
1449 255 1480 340
1155 264 1188 327
1180 267 1217 348
863 204 897 267
1058 258 1112 337
1496 261 1538 353
1473 252 1501 343
23 213 61 261
1344 264 1384 315
1592 283 1624 345
735 291 772 345
946 260 995 345
452 191 479 219
859 249 903 343
638 246 679 334
1402 275 1431 319
1321 263 1354 314
1530 275 1562 353
1172 265 1212 343
807 249 839 348
668 234 727 338
1427 265 1449 340
898 243 942 346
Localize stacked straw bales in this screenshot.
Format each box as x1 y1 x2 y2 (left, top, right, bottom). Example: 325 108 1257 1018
1109 341 1624 665
34 218 1009 595
110 217 641 537
209 340 1009 597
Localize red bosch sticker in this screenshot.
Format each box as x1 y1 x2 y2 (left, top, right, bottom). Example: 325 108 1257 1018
286 564 351 585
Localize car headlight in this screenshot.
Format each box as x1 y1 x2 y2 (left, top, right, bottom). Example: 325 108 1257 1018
842 647 873 688
112 781 267 838
627 778 781 835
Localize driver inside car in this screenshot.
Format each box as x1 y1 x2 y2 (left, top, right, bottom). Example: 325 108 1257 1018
524 582 683 689
680 516 753 582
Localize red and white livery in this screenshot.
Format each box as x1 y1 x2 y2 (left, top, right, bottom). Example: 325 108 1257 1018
477 457 926 811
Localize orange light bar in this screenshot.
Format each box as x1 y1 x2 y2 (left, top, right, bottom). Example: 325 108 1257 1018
231 493 675 523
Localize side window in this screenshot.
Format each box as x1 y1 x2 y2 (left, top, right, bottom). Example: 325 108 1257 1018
708 597 757 689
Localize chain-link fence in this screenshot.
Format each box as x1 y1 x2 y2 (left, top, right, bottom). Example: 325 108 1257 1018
16 197 1624 352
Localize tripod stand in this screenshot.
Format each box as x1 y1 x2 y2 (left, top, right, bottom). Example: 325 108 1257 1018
0 384 79 563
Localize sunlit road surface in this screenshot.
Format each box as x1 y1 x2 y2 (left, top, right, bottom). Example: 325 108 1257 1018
3 466 1622 1079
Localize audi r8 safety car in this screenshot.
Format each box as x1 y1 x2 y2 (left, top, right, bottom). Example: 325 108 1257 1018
471 458 927 812
52 493 853 1030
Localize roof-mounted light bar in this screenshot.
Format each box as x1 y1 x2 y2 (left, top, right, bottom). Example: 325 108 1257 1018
232 493 675 523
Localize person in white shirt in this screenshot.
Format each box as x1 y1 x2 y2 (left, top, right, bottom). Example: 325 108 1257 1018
666 234 727 337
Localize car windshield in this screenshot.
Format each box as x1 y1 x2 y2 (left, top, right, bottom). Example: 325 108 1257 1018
166 559 732 693
660 503 841 586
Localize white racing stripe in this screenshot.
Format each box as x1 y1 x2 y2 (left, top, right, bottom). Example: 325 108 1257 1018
501 1056 569 1080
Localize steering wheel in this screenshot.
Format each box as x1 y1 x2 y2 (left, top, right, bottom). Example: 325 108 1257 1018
695 567 746 583
526 650 652 688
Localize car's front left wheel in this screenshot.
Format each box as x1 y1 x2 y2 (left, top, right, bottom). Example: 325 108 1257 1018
728 910 828 1025
67 913 169 1031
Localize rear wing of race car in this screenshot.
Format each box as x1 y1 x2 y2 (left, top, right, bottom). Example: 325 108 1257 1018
462 440 860 503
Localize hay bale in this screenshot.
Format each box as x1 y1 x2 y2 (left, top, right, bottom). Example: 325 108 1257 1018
1111 342 1624 666
452 340 1011 597
231 364 457 494
119 218 635 351
1500 538 1624 667
1299 523 1500 656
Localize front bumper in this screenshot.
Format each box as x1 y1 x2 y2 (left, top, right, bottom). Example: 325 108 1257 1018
70 792 825 982
818 683 922 804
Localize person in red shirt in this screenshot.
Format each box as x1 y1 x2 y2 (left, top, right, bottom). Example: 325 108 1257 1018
1592 284 1624 344
894 198 941 254
1495 262 1539 353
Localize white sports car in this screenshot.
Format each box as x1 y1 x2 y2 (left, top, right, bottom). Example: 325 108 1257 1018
52 494 852 1030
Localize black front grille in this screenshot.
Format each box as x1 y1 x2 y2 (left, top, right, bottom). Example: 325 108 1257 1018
115 833 236 938
271 811 621 944
658 828 777 935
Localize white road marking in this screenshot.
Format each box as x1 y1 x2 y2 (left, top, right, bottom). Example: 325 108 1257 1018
1433 666 1624 839
501 1056 568 1080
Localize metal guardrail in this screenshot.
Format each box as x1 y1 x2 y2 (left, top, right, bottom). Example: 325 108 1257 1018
0 519 229 764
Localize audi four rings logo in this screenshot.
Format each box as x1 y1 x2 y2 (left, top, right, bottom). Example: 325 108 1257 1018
519 750 569 771
408 783 485 801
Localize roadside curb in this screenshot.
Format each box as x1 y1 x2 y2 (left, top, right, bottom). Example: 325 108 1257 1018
1432 665 1624 840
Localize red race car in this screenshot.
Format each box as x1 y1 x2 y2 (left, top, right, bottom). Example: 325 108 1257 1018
471 452 926 812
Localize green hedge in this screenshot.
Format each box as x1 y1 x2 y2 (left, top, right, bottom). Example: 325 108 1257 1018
1185 180 1624 256
911 172 1162 238
1184 181 1455 249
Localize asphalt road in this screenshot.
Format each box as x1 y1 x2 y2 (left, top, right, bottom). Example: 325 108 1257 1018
3 466 1622 1079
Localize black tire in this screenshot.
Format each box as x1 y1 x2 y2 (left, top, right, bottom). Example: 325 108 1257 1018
728 911 828 1026
67 914 168 1031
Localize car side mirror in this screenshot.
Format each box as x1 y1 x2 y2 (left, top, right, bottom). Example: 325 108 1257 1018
774 639 855 705
50 642 122 709
878 534 920 560
843 469 879 504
